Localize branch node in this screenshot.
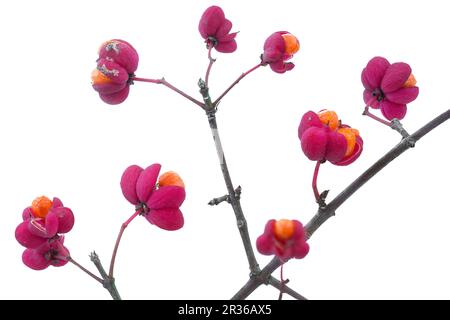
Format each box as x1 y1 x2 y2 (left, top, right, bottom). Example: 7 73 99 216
198 78 214 111
257 272 270 285
317 190 329 208
405 136 416 148
206 108 217 121
390 118 411 139
208 186 242 206
102 276 116 289
251 271 260 279
234 185 242 200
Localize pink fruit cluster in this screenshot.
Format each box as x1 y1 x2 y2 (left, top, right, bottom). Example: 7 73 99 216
198 6 238 53
362 56 419 120
197 6 301 74
15 196 74 270
91 40 139 105
298 110 363 166
120 164 186 231
91 6 302 107
262 31 300 73
256 219 309 260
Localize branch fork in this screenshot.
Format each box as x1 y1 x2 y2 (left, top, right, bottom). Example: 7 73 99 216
89 251 121 300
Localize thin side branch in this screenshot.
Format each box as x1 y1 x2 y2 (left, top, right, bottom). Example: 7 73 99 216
205 46 215 88
68 257 103 284
132 77 205 109
231 109 450 299
312 161 329 207
109 209 141 277
363 105 414 140
214 63 262 106
363 105 392 126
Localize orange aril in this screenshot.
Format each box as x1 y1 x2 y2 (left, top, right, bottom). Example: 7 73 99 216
91 69 112 85
274 219 296 241
350 128 360 137
318 110 339 130
403 74 417 88
158 171 185 188
282 33 300 55
337 127 357 157
31 196 53 219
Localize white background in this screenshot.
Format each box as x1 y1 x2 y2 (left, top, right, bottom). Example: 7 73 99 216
0 0 449 300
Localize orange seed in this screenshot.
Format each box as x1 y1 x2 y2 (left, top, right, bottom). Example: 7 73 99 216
337 127 357 157
91 69 112 85
403 74 417 88
318 110 339 130
274 219 296 241
350 128 360 137
158 171 185 188
282 33 300 55
31 196 53 219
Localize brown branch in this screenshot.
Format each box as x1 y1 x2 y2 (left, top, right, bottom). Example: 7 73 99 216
206 111 260 275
